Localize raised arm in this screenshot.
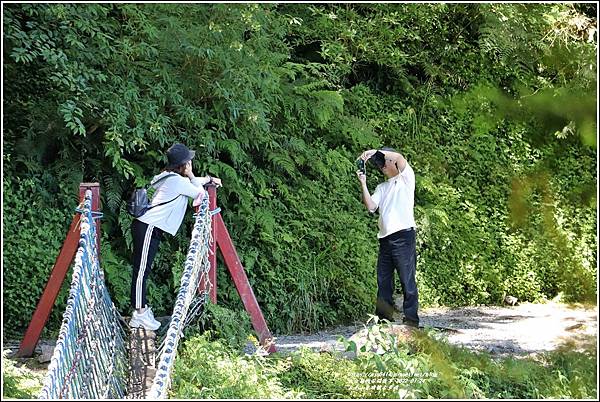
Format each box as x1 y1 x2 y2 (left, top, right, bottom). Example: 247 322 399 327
357 170 378 213
380 150 407 173
177 161 222 198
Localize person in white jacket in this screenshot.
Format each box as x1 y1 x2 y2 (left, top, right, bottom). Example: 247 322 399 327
129 143 221 330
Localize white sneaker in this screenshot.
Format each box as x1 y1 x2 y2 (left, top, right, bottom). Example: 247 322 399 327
146 306 157 321
130 309 161 331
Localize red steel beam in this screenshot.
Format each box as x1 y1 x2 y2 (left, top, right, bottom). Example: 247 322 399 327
17 183 101 357
214 214 276 353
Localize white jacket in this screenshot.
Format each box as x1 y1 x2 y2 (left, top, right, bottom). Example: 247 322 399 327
137 171 208 235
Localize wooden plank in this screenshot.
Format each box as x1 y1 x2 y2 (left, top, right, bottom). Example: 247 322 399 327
127 328 156 398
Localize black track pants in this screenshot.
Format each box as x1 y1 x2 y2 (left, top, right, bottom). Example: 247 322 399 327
131 219 164 310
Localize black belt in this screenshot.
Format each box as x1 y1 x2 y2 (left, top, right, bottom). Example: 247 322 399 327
380 227 414 241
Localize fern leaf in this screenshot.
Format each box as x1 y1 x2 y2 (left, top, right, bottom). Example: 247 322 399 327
267 152 296 176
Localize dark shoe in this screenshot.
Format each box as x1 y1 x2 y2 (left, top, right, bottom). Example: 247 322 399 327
375 298 396 321
402 318 419 328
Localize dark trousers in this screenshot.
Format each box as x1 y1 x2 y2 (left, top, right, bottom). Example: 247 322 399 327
375 228 419 324
131 219 163 310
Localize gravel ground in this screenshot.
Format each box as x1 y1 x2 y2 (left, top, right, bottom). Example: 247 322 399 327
272 301 598 358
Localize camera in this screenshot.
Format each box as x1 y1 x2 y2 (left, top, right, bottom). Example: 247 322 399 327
356 158 366 174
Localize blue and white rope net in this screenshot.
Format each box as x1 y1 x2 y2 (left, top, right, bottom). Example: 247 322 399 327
147 197 213 399
39 190 128 399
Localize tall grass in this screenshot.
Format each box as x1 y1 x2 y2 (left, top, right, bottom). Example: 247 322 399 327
170 319 597 399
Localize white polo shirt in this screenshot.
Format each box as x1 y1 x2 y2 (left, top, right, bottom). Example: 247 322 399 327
370 162 416 238
137 172 206 236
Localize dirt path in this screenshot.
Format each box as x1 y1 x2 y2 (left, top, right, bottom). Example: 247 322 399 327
2 302 596 399
272 302 598 358
4 302 597 367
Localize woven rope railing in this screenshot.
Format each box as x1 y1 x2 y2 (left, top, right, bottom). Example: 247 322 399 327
146 196 213 399
39 190 128 399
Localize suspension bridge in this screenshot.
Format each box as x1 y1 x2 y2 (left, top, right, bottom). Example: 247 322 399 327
17 183 276 399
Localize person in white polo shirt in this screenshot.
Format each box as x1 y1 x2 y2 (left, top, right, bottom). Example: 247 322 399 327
357 147 419 328
129 143 222 331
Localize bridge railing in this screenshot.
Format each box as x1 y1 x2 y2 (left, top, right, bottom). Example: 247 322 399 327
147 196 213 399
38 190 128 399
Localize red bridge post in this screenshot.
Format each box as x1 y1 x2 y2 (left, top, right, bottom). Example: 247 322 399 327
198 184 276 353
17 183 101 357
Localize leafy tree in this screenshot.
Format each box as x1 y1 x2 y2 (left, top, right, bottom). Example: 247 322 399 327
2 3 596 338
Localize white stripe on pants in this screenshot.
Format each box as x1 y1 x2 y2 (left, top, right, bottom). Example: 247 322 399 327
135 224 155 309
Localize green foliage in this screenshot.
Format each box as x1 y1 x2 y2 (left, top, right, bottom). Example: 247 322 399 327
407 328 597 399
3 3 597 338
2 175 74 339
2 351 45 399
171 334 302 399
192 302 254 351
99 237 133 312
170 322 597 399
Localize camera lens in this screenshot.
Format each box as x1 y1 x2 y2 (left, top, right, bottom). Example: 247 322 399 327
356 159 365 173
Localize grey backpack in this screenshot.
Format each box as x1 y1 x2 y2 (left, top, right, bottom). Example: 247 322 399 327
127 174 179 218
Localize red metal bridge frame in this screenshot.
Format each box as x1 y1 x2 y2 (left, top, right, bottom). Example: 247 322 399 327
199 185 276 353
17 183 101 357
18 182 275 357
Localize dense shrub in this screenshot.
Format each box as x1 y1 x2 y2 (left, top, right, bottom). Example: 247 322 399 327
2 3 596 338
169 318 597 399
2 175 74 338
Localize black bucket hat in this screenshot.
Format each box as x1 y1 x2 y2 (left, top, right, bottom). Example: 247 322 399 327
166 143 196 169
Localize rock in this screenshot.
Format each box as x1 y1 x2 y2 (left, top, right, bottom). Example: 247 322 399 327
38 344 55 363
565 323 584 331
504 295 518 306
